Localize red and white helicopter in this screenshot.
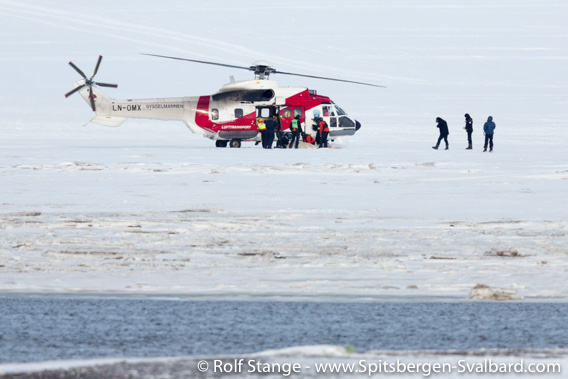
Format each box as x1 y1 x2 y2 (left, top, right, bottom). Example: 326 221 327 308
65 54 383 148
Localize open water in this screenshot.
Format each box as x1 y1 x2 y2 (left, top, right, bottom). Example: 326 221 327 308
1 296 567 364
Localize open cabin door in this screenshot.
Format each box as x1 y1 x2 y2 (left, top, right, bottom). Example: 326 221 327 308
256 106 277 122
279 106 304 132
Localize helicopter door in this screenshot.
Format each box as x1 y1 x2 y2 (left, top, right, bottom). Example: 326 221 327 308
322 104 337 128
280 107 304 132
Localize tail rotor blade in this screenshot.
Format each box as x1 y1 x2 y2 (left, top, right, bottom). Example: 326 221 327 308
88 87 96 112
64 84 86 98
69 61 87 80
91 55 103 79
94 82 118 88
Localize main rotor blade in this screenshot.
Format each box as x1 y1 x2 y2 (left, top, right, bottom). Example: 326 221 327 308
69 61 88 80
94 82 118 88
275 70 385 88
65 84 86 98
141 53 252 71
91 55 103 79
88 87 96 112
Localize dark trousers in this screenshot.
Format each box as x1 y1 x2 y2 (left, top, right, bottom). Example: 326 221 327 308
467 131 472 145
484 134 494 149
261 130 269 148
265 132 274 149
289 131 300 148
436 134 448 147
318 131 329 148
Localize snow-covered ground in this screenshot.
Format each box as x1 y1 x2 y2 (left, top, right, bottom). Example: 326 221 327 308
1 0 567 374
1 138 567 301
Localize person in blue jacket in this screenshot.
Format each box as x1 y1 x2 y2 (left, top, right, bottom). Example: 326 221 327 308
483 116 496 152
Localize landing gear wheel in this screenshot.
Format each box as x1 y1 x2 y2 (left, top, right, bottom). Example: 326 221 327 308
215 140 228 148
229 139 241 148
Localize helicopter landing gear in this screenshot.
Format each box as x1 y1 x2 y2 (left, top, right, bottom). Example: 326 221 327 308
229 139 241 148
215 140 228 148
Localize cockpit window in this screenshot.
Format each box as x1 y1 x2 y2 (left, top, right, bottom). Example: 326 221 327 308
211 108 219 120
339 116 355 128
334 104 346 116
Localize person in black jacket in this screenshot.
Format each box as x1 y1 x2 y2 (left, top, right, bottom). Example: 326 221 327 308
464 113 473 150
432 117 449 150
265 117 276 149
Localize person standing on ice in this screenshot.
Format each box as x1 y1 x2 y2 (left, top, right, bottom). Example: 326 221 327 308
483 116 496 152
258 118 268 148
432 117 449 150
317 118 330 148
464 113 473 150
265 116 277 149
288 115 302 149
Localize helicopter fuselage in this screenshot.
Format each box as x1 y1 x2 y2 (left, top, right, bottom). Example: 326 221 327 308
82 78 361 147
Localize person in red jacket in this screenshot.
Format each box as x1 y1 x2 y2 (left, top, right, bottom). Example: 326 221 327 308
318 118 330 148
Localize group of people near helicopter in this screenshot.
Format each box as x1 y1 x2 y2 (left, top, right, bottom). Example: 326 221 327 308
257 114 330 149
433 114 496 152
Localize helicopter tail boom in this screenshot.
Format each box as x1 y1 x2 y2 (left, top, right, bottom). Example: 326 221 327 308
73 84 125 127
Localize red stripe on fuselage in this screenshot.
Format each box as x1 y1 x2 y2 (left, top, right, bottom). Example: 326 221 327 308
285 90 332 111
195 96 212 130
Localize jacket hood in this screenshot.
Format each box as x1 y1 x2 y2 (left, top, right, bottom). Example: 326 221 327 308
487 116 493 122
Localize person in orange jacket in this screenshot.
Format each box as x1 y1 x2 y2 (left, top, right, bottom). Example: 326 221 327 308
317 118 330 148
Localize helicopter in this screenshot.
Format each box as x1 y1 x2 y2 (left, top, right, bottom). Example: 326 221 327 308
65 54 383 148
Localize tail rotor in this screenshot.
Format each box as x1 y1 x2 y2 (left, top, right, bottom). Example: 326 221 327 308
65 55 118 111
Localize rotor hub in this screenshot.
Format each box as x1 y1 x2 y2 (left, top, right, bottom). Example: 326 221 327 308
250 61 276 80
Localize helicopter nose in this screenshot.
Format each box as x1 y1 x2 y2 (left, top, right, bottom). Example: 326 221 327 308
355 120 362 131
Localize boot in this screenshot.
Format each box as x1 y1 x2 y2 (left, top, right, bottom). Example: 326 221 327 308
490 146 493 152
432 143 439 150
483 147 487 152
444 144 449 150
466 143 472 150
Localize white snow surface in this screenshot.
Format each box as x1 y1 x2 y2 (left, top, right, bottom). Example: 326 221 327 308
1 0 567 302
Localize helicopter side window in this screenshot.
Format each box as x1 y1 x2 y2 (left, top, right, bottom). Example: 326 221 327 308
260 108 271 118
322 106 330 117
293 108 302 118
282 108 291 118
235 108 244 118
211 108 219 121
330 117 337 128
